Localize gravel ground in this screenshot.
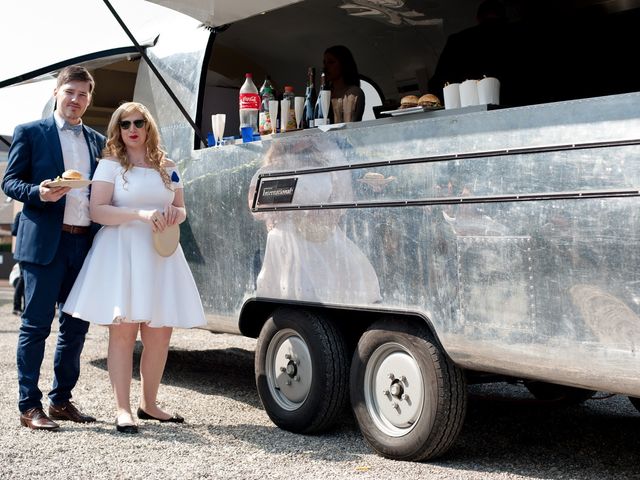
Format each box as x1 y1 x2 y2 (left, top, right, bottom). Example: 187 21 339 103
0 290 639 480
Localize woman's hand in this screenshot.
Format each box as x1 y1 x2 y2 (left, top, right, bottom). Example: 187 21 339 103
163 204 184 226
140 209 167 232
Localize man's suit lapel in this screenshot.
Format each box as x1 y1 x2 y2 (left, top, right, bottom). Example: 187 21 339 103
43 115 65 173
82 128 99 176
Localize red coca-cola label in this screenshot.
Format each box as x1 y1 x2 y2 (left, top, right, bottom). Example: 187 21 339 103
239 93 260 110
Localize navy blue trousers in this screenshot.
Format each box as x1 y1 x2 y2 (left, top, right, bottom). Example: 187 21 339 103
17 232 91 413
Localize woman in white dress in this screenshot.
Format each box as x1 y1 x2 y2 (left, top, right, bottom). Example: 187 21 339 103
63 102 205 433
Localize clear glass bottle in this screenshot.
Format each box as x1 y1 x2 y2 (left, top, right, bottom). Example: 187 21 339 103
259 76 275 135
303 67 316 129
282 86 297 131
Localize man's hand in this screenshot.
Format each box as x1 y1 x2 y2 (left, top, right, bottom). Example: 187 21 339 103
39 180 70 202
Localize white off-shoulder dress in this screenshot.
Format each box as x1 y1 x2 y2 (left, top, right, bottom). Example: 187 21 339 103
63 159 206 328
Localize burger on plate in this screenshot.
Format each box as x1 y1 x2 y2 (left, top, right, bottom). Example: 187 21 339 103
61 169 84 180
418 93 442 108
399 95 419 109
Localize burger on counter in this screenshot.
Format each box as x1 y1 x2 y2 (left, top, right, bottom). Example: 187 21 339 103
399 93 441 109
399 95 419 109
418 94 442 108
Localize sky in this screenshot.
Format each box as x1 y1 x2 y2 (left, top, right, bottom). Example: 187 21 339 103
0 0 173 138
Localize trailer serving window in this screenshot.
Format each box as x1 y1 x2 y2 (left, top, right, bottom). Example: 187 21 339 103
198 0 640 138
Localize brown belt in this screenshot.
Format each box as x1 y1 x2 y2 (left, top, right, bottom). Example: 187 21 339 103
62 224 90 235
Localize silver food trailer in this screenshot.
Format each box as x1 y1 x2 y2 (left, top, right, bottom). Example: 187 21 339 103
3 0 640 462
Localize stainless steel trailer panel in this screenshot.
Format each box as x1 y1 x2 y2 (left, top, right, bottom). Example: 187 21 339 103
174 93 639 397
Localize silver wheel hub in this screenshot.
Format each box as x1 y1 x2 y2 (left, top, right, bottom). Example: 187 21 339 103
364 343 424 436
265 329 313 411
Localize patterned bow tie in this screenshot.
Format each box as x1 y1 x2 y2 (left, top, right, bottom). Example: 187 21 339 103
62 121 83 136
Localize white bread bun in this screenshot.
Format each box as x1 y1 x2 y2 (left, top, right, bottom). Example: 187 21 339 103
61 169 83 180
418 93 441 107
400 95 419 109
364 172 384 180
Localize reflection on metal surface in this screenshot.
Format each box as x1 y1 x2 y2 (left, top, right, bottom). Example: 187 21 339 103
133 13 209 160
181 92 640 397
570 285 640 348
254 140 381 305
339 0 442 26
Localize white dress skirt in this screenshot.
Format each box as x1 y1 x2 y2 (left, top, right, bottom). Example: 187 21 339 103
63 159 206 328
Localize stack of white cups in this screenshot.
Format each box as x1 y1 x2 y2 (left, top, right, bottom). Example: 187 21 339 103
443 77 500 109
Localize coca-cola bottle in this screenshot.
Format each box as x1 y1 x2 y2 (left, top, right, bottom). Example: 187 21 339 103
239 73 260 134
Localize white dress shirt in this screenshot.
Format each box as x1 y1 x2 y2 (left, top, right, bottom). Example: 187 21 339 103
53 111 91 226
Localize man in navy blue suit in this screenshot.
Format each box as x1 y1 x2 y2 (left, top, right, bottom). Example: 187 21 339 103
2 65 106 430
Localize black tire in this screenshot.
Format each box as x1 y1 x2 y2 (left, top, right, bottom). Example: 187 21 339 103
255 308 349 433
523 381 596 404
350 318 467 461
629 396 640 413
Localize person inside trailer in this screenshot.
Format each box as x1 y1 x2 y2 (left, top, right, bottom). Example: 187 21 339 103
323 45 366 123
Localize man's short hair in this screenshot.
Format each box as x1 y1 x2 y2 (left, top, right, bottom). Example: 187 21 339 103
56 65 95 94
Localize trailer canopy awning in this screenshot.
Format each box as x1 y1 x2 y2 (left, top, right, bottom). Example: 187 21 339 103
0 0 186 88
0 0 201 138
146 0 302 27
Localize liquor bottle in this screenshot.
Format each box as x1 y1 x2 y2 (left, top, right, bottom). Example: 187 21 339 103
314 72 329 126
282 86 297 131
303 67 316 129
259 76 275 135
239 73 260 133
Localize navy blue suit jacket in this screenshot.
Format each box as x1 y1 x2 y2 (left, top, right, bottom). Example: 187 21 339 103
2 115 105 265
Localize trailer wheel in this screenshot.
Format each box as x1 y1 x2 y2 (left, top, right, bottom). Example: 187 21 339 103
255 308 348 433
523 381 596 404
629 396 640 413
350 318 467 461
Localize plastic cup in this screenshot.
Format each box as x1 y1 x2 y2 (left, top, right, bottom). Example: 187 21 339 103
213 114 226 146
241 126 254 143
478 77 500 105
320 91 331 123
268 100 279 133
460 79 479 107
280 99 290 132
294 96 305 129
443 83 461 110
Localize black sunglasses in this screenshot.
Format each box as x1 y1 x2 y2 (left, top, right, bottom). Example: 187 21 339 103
119 119 146 129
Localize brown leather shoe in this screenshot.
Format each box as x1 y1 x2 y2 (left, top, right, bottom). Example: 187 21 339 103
49 401 96 423
20 407 60 431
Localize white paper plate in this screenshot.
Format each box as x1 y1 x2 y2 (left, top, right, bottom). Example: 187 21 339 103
380 105 443 116
44 179 92 188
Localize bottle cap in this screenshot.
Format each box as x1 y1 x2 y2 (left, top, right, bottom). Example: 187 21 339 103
284 86 294 92
245 73 253 78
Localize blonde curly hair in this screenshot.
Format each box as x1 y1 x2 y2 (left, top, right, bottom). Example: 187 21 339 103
102 102 171 189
